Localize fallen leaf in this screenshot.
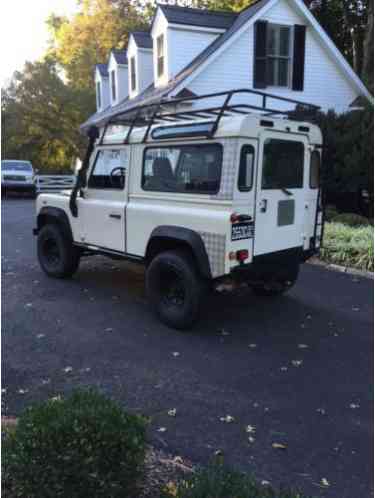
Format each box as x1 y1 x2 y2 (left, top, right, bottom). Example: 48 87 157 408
36 334 45 339
172 352 180 357
298 344 309 349
272 442 287 450
245 425 256 434
104 328 113 332
292 360 303 367
2 388 7 394
51 395 62 402
157 427 167 432
349 403 360 409
25 303 33 308
280 366 288 372
164 481 178 497
253 402 259 408
63 366 73 373
220 415 235 423
17 389 29 394
41 379 50 385
261 480 271 486
317 408 326 415
248 436 255 443
168 408 177 417
219 328 230 336
321 478 330 487
248 343 257 349
352 306 360 312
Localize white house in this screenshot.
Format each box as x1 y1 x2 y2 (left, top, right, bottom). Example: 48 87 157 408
83 0 372 131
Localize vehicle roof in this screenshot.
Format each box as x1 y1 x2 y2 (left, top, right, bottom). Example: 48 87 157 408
102 114 323 145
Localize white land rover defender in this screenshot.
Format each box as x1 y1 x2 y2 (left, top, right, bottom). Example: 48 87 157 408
34 89 324 329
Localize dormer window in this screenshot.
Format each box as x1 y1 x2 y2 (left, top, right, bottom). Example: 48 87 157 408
266 24 291 87
96 81 101 109
130 56 136 92
110 70 117 101
157 34 165 78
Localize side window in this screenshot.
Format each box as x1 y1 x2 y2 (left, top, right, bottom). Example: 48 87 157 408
88 149 127 189
262 139 304 189
142 144 222 194
310 150 320 188
238 145 255 191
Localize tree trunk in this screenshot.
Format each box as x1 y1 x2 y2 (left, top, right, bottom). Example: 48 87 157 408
362 0 374 91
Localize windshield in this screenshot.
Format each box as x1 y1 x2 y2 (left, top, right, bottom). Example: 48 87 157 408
1 161 32 172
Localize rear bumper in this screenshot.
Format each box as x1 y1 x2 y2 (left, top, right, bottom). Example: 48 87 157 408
230 246 315 280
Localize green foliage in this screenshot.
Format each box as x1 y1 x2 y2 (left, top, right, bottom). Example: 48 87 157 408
321 222 374 271
3 389 147 498
47 0 148 90
332 213 370 226
161 462 309 498
2 59 93 172
316 107 374 198
324 204 339 222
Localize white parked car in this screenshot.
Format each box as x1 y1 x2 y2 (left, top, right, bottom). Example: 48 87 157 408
1 160 36 196
34 89 324 329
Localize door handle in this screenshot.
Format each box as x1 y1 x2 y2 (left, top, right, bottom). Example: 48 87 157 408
259 199 267 213
109 213 121 219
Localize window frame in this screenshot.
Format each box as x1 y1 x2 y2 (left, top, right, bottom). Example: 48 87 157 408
238 144 255 192
266 23 293 88
130 56 136 92
310 149 320 189
96 81 101 109
110 70 116 102
88 148 127 191
141 143 223 196
156 34 165 78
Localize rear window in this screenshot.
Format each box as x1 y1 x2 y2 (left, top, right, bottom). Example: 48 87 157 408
142 144 222 194
262 139 304 189
310 150 320 188
238 145 255 191
2 161 32 172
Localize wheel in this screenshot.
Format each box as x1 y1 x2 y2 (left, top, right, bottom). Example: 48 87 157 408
251 263 300 297
37 223 80 278
146 249 205 330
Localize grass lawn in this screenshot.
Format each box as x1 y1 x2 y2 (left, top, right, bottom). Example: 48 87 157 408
321 222 374 272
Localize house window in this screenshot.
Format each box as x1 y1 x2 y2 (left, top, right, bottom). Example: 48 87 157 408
130 57 136 92
110 70 116 101
96 81 101 109
266 24 291 87
157 34 165 78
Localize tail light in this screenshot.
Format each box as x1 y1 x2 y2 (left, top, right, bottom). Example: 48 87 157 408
236 250 248 262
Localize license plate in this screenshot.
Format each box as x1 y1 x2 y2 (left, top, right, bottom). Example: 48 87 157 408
231 222 254 241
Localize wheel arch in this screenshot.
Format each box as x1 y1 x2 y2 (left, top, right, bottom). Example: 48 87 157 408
145 226 212 280
36 207 73 242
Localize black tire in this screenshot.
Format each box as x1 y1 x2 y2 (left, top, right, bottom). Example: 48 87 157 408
37 223 80 278
146 250 205 330
252 263 300 297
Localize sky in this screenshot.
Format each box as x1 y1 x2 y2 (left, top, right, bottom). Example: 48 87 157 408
1 0 78 87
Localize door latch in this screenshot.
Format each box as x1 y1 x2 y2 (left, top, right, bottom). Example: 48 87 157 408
109 213 121 219
259 199 267 213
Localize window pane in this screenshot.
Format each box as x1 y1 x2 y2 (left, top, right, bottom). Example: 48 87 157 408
96 81 101 108
279 27 290 56
130 57 136 91
142 144 222 194
278 58 289 86
89 149 128 189
310 150 320 188
267 25 278 55
238 145 255 191
262 139 304 189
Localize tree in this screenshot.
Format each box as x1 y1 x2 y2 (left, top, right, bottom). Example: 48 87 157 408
47 0 148 90
2 59 93 172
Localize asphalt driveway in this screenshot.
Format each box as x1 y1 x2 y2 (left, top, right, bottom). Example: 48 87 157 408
2 198 374 498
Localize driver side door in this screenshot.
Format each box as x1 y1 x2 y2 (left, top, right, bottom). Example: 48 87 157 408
77 147 129 253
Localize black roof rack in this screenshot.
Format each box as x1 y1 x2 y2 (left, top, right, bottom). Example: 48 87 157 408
98 88 320 145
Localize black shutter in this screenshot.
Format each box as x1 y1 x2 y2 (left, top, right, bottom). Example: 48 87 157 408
292 25 306 91
253 21 268 89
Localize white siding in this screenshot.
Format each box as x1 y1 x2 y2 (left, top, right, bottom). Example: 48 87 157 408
168 27 219 79
107 53 128 106
95 69 109 110
128 36 153 98
183 0 359 113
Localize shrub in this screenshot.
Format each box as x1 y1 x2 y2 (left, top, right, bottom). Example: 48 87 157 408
321 222 374 271
161 462 308 498
3 389 146 498
331 213 370 227
324 204 339 222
